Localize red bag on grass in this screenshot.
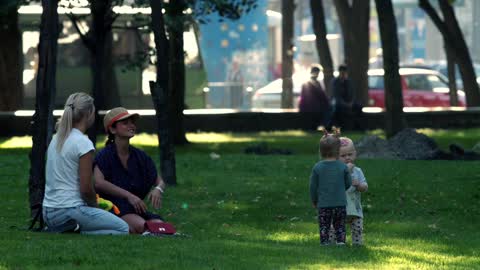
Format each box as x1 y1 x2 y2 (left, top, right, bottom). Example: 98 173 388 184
144 221 176 235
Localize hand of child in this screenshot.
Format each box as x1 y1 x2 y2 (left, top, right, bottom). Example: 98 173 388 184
312 202 317 208
352 179 360 187
347 162 354 172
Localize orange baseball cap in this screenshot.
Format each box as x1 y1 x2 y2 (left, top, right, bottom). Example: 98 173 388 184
103 107 139 133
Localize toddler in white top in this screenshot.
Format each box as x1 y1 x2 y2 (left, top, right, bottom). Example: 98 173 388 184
330 136 368 245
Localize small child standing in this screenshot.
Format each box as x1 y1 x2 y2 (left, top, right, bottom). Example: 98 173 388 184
310 129 351 245
338 137 368 245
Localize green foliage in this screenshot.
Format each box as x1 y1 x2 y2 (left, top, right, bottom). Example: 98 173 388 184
0 129 479 269
189 0 258 23
0 0 19 16
185 67 207 109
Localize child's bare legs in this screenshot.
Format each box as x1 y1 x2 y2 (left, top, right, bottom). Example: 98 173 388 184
349 216 363 245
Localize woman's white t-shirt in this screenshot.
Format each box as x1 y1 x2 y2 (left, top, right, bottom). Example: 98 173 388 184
43 128 95 208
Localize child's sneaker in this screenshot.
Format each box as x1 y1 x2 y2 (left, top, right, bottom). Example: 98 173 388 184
336 242 346 246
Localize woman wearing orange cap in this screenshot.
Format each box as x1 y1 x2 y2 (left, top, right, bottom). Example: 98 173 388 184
93 107 166 234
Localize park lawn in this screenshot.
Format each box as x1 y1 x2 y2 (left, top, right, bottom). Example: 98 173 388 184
0 130 479 269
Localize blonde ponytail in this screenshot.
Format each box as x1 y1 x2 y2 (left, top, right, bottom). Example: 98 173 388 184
55 92 94 152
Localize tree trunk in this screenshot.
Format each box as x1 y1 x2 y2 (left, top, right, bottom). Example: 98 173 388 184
333 0 370 106
0 5 23 110
86 1 106 145
375 0 406 138
168 0 189 145
150 0 177 186
29 0 59 221
76 0 120 144
439 0 480 106
445 42 458 106
281 0 294 108
419 0 480 106
104 29 121 109
191 21 204 70
310 0 334 97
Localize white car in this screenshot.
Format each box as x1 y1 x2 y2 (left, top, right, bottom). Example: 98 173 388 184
251 73 324 109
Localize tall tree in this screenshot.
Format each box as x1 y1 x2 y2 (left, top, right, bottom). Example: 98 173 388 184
0 1 23 110
333 0 370 106
68 0 122 144
444 42 458 106
28 0 59 223
375 0 406 138
166 0 188 145
310 0 334 96
281 0 294 108
419 0 480 106
149 0 177 186
158 0 258 144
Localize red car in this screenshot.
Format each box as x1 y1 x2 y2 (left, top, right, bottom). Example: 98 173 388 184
368 68 466 108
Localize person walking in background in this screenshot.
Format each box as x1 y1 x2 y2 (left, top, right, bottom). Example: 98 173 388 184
227 61 244 108
299 65 331 129
94 107 167 234
330 64 356 129
309 128 351 245
42 93 129 235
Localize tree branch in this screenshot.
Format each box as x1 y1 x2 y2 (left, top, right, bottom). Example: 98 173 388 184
104 11 119 33
66 13 94 51
418 0 449 37
333 0 350 32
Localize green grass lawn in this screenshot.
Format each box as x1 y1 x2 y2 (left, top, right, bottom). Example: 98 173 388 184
0 129 479 269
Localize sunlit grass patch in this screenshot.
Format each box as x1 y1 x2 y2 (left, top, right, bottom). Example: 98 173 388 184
186 131 313 144
186 132 257 143
0 136 32 148
257 130 311 137
417 128 469 137
266 231 314 243
370 241 479 270
129 133 159 146
416 128 480 150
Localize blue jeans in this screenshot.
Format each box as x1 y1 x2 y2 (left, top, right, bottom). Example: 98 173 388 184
43 205 129 235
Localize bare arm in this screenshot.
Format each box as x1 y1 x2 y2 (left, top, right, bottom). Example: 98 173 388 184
356 182 368 192
94 165 147 214
148 176 166 209
79 151 97 207
352 167 368 192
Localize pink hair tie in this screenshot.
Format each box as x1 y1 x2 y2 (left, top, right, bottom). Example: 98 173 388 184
340 138 350 146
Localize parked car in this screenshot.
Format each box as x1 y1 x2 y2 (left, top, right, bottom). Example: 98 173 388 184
368 68 466 107
252 67 465 109
251 73 311 109
401 60 480 89
430 62 480 89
